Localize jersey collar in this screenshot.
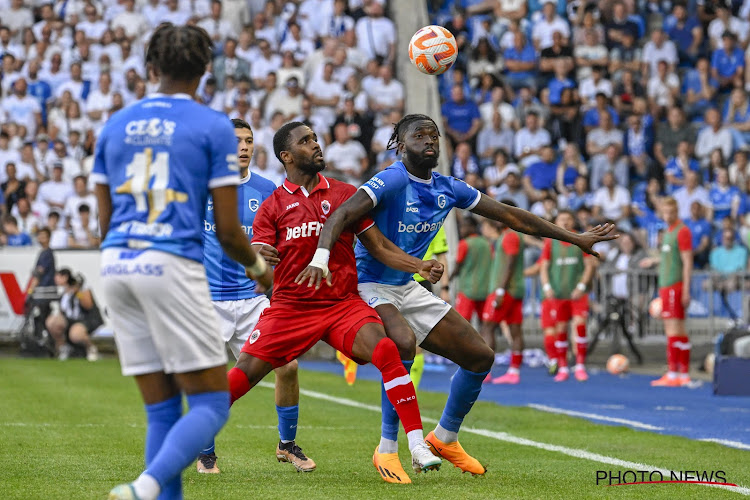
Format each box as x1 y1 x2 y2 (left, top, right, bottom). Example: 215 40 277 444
240 171 251 184
147 92 193 100
282 173 330 197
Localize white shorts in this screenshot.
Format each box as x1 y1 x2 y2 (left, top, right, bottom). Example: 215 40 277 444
358 281 451 345
212 295 270 359
100 248 227 376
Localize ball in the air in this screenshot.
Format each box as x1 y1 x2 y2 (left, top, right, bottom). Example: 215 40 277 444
648 297 663 319
408 25 458 75
607 354 630 375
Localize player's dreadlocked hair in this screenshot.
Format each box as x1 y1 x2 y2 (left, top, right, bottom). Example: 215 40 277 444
273 121 306 163
386 113 440 151
232 118 252 131
145 23 213 81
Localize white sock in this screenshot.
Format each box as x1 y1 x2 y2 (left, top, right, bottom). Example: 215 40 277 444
378 437 398 454
132 473 160 500
574 364 585 371
506 367 520 375
434 424 457 444
406 429 424 452
280 439 293 444
558 366 570 374
667 371 678 379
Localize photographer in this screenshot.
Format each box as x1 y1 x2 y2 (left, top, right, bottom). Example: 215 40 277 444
45 269 103 361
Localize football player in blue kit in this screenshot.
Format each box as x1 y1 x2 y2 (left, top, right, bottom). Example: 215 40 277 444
298 114 617 480
197 118 315 474
94 24 271 500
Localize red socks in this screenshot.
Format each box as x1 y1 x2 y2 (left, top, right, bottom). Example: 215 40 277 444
675 335 691 374
544 335 557 361
510 351 523 370
556 331 569 368
372 338 422 434
227 367 250 405
575 324 587 365
666 336 679 373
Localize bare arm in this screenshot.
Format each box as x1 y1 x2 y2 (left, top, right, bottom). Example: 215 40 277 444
357 224 443 283
212 185 272 288
680 249 693 306
316 188 374 252
470 194 617 257
95 184 112 240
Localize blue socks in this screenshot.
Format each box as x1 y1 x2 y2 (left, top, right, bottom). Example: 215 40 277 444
436 367 489 442
276 405 299 442
144 391 229 496
380 360 413 442
145 396 182 500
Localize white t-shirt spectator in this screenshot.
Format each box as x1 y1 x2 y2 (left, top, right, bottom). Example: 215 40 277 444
574 44 608 81
142 2 168 27
592 186 631 220
514 127 552 167
0 148 21 183
324 139 367 180
708 17 749 48
355 16 396 61
674 186 711 219
77 19 108 40
307 76 342 128
162 8 191 26
366 78 404 111
647 73 680 107
50 226 69 249
578 77 613 106
198 17 237 43
250 55 282 83
695 126 733 165
112 10 149 39
480 100 516 128
38 179 74 211
1 5 34 39
587 127 624 151
532 16 570 50
2 94 40 138
64 192 98 225
642 40 678 76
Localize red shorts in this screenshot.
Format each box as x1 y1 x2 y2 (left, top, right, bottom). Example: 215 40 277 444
541 296 589 329
659 282 685 320
455 292 486 321
481 294 523 325
241 295 382 368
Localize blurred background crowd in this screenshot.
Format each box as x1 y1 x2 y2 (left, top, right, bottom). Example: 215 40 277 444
1 0 750 277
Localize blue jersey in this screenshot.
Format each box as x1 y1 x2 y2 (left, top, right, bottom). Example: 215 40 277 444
709 184 740 222
203 172 276 301
356 161 481 285
92 94 239 262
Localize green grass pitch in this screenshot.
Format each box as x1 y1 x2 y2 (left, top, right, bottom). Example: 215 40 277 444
0 358 747 499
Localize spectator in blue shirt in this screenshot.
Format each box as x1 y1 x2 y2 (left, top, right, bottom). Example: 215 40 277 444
709 229 749 291
709 166 741 223
711 31 745 92
1 215 32 247
631 178 666 248
25 60 52 126
684 201 712 268
583 92 620 131
664 140 701 194
663 3 703 66
441 84 482 148
722 88 750 145
522 145 558 201
682 57 718 121
504 31 538 91
546 59 575 106
624 113 654 181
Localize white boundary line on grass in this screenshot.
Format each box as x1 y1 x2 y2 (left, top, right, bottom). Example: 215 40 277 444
528 404 665 430
257 382 750 496
700 439 750 451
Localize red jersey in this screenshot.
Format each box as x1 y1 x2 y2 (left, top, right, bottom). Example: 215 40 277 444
251 174 373 304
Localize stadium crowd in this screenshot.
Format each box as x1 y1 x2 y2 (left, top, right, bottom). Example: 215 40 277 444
1 0 750 276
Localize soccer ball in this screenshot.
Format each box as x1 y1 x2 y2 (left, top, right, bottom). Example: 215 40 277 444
408 25 458 75
648 297 663 319
607 354 630 375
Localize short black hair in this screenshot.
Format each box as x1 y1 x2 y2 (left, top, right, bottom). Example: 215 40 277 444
78 203 90 213
145 23 213 81
37 226 51 238
386 114 439 151
273 121 307 163
231 118 252 131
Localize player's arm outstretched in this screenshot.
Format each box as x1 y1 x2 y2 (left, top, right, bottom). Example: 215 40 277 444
470 194 618 257
212 184 274 288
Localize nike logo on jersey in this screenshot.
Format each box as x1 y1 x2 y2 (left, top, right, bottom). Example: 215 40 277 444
406 200 418 206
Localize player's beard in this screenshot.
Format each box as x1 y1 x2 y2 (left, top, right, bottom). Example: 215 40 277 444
405 148 438 170
299 153 326 174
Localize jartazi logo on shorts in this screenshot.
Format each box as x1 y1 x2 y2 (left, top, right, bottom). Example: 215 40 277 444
249 329 261 344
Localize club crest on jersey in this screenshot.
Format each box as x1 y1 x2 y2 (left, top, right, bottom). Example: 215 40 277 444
321 200 331 214
437 194 446 209
249 198 259 212
249 329 261 344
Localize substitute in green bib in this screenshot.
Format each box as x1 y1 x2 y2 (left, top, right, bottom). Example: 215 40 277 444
452 216 493 323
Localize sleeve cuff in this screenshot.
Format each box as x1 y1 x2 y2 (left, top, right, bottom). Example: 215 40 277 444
359 185 378 207
208 174 240 189
465 191 482 211
355 220 375 235
90 172 109 185
251 240 274 246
